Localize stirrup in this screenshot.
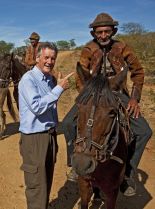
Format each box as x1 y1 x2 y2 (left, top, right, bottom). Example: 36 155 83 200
120 176 136 197
66 168 78 182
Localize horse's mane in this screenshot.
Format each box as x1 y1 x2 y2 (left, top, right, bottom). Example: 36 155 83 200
0 53 12 79
12 57 27 75
76 74 116 106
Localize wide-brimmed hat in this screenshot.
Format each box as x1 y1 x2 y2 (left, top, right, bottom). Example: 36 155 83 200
29 32 40 40
89 13 118 28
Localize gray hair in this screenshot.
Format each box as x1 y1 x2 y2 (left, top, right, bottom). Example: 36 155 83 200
37 42 58 56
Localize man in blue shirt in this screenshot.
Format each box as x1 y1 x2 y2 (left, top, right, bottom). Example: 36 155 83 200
18 42 74 209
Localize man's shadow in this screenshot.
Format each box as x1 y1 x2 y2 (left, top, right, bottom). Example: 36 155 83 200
117 169 152 209
49 180 79 209
0 122 19 140
49 169 152 209
1 121 63 140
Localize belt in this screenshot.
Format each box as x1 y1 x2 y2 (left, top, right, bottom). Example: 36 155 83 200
21 127 56 135
42 127 56 134
48 127 56 134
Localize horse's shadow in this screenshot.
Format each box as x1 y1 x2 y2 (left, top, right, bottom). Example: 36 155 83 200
117 169 152 209
89 169 152 209
48 169 152 209
1 122 19 140
49 180 79 209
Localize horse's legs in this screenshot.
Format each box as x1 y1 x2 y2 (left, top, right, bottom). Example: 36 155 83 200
13 85 19 110
0 88 8 139
104 188 119 209
78 176 92 209
0 107 6 138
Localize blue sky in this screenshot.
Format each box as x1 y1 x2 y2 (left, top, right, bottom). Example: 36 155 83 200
0 0 154 47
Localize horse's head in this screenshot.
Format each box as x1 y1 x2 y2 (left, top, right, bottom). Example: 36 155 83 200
0 53 12 81
72 62 128 177
11 53 28 84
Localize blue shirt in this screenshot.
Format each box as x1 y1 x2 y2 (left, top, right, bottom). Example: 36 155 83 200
18 66 64 134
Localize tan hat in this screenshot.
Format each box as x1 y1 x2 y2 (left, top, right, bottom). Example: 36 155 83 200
89 13 118 28
29 32 40 40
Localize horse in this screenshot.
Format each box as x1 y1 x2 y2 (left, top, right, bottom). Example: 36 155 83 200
72 62 130 209
11 53 29 109
0 53 28 139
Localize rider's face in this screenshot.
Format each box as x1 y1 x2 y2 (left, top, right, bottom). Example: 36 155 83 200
94 26 113 46
30 39 38 47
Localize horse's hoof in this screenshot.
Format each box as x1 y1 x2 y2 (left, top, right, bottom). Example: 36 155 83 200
66 168 78 182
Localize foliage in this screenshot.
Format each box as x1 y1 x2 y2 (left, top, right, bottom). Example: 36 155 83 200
24 39 30 46
75 45 84 50
148 88 155 103
120 22 147 34
69 39 76 49
145 77 155 85
56 39 76 50
116 32 155 74
13 46 27 56
0 40 14 54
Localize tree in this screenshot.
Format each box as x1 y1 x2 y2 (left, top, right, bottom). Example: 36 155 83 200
56 40 70 50
0 40 14 54
56 39 77 50
24 39 30 46
13 46 27 57
69 39 76 49
120 22 147 34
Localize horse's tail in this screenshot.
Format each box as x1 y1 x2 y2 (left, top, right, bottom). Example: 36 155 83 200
7 89 18 122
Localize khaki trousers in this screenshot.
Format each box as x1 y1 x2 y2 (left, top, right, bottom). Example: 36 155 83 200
19 130 57 209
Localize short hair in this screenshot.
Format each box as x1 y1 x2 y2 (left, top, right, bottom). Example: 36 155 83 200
37 42 58 56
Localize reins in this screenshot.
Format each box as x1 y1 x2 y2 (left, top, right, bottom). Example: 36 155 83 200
76 93 124 164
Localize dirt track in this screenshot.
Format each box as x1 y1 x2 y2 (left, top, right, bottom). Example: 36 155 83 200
0 51 155 209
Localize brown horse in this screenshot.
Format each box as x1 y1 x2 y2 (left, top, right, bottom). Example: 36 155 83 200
72 63 130 209
0 53 27 139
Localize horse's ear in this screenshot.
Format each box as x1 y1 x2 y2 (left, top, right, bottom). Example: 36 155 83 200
76 62 88 84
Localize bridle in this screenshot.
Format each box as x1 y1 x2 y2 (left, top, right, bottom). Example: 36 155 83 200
75 94 125 164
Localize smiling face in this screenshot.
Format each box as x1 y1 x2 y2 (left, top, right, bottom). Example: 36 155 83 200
36 48 57 74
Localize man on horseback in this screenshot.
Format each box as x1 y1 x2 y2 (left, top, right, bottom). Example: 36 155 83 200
63 12 152 197
24 32 41 69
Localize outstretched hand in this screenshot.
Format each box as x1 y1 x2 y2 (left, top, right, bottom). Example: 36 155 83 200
57 72 75 90
127 98 140 118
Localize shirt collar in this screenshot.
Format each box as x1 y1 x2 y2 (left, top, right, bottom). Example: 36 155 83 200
33 66 52 82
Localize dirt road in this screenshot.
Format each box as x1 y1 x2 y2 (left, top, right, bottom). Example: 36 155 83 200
0 86 155 209
0 51 155 209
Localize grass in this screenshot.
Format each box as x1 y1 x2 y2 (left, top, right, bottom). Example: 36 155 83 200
148 88 155 103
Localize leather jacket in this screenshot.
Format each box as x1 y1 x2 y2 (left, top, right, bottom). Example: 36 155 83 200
76 39 144 102
24 42 41 68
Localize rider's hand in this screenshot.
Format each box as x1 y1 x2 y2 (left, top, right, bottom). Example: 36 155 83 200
127 98 140 118
57 72 75 90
